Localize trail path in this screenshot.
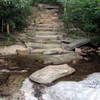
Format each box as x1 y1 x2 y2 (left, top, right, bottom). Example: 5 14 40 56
0 4 81 64
25 5 65 53
17 4 81 64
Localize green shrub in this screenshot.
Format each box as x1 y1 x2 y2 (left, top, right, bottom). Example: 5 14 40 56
39 0 57 4
0 0 33 34
71 1 100 33
57 0 100 33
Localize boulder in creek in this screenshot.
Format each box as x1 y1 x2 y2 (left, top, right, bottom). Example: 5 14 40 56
29 64 75 84
43 52 82 64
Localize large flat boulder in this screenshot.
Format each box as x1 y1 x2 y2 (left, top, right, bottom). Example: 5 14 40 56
43 52 82 64
29 64 75 84
63 38 91 50
0 45 26 55
16 50 82 65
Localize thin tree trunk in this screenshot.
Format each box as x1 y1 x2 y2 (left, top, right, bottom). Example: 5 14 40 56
2 19 4 33
7 24 10 35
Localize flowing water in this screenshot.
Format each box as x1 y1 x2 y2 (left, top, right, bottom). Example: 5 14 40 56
43 73 100 100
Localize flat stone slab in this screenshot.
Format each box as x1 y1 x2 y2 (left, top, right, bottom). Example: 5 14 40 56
16 50 81 64
35 35 61 39
43 49 72 55
0 45 26 55
29 64 75 84
35 39 61 43
64 38 91 50
25 42 61 49
43 52 82 64
37 23 63 27
16 48 66 55
35 31 58 34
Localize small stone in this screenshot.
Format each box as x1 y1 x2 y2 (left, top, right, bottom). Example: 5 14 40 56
98 47 100 50
75 48 82 54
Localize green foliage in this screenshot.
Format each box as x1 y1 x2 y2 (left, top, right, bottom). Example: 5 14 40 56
39 0 57 4
1 0 100 35
57 0 100 33
71 0 100 33
32 0 41 6
0 34 16 46
0 0 33 34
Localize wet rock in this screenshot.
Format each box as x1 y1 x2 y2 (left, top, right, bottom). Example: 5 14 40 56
0 73 9 84
43 52 82 64
9 91 25 100
16 50 81 65
29 64 75 84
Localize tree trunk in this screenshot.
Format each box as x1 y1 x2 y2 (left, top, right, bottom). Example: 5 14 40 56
7 24 10 35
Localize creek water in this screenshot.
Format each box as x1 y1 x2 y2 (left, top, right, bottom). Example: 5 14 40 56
0 53 100 100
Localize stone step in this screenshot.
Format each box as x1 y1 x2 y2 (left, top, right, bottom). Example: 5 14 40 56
39 14 58 17
34 41 61 44
35 39 61 44
39 15 59 20
38 4 59 9
25 42 61 49
35 35 62 40
37 23 63 27
36 27 58 31
31 48 64 54
39 17 58 19
38 19 59 22
35 31 58 35
36 21 62 24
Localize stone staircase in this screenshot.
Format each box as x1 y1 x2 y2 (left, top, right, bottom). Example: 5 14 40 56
25 6 64 52
17 4 81 64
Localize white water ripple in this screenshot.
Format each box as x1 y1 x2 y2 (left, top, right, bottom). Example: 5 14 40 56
43 73 100 100
20 73 100 100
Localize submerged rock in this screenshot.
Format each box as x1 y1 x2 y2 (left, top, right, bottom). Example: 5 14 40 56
0 73 9 84
29 64 75 84
43 52 82 64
